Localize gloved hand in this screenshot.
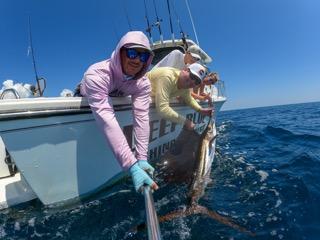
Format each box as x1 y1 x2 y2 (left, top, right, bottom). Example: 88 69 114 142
138 160 155 177
129 162 158 192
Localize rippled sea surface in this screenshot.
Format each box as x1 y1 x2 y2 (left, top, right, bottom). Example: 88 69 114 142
1 101 319 239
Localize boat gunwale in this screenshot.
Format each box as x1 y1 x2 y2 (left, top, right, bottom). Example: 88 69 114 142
0 97 226 121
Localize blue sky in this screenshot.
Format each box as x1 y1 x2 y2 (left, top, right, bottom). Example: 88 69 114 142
1 0 319 110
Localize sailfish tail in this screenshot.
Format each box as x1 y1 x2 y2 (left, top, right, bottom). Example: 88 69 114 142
136 205 255 237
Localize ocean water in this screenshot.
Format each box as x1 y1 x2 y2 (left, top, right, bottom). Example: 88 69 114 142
0 101 319 239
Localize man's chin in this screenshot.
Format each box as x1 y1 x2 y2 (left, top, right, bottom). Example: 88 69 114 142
127 67 141 76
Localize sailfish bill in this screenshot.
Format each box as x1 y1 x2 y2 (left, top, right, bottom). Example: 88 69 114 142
141 119 255 236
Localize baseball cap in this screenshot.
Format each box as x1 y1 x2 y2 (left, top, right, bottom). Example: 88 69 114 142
125 43 153 53
188 63 207 84
187 45 213 63
187 45 202 61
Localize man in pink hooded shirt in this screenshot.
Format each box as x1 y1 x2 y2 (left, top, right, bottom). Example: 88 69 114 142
80 31 158 192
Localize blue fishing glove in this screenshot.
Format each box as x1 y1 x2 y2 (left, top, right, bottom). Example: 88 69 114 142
129 162 155 192
138 160 155 177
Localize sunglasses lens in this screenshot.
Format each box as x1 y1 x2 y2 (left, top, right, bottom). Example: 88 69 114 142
139 52 150 63
126 49 138 59
125 48 150 63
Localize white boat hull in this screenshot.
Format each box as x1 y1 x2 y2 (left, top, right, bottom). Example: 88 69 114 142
0 96 226 208
0 173 36 209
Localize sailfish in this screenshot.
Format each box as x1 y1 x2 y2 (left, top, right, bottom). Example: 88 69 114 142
140 119 255 236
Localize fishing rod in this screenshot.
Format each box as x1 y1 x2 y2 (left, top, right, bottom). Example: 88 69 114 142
185 0 200 47
28 16 46 97
152 0 163 44
143 0 153 44
172 0 189 50
166 0 175 44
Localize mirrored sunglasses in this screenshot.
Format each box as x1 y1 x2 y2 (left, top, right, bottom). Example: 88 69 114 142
125 48 150 63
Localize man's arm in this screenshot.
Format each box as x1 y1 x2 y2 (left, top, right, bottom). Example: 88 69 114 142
182 90 202 112
183 90 213 116
82 71 136 170
131 81 151 161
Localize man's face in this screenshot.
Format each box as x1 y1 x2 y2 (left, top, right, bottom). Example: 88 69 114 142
120 48 150 76
203 73 218 85
178 69 201 89
184 52 200 65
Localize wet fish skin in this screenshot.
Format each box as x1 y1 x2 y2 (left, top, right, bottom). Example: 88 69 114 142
134 120 255 236
157 121 255 236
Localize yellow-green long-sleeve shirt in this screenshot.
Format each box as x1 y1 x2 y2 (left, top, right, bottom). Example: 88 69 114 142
147 67 202 124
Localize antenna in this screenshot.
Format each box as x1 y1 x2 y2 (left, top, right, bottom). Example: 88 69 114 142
143 0 153 44
112 21 120 43
28 16 46 96
185 0 200 46
152 0 163 44
166 0 175 44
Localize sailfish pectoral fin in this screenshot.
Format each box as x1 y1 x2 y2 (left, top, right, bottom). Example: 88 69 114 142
133 206 254 237
158 209 192 222
194 205 255 237
134 209 191 232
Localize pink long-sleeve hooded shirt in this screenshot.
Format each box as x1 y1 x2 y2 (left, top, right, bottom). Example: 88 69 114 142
80 31 153 170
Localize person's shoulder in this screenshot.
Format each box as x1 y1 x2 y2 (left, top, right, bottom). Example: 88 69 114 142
86 60 108 72
83 59 111 86
151 67 178 77
138 75 151 87
132 76 151 96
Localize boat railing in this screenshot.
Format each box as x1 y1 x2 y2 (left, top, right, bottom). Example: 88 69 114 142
214 80 226 99
0 88 20 100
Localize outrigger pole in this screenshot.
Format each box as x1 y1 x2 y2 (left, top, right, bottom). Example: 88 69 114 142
166 0 175 44
28 16 45 97
143 0 153 44
185 0 200 47
152 0 163 44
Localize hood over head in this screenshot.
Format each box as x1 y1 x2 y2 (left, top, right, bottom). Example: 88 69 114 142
110 31 154 80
